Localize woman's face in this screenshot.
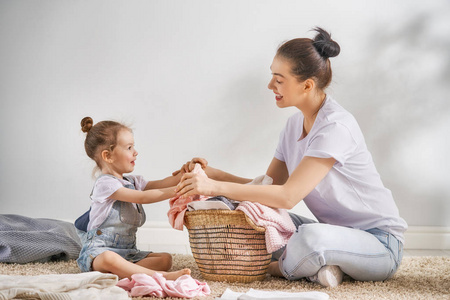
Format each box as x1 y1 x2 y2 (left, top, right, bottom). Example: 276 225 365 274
268 55 307 109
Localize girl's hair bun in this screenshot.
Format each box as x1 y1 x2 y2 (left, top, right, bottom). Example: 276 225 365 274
312 27 340 59
81 117 93 133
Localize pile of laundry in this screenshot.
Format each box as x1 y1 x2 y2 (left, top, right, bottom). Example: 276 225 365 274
0 272 129 300
0 271 211 299
117 272 210 298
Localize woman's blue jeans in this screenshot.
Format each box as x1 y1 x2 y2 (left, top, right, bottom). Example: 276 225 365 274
277 214 403 281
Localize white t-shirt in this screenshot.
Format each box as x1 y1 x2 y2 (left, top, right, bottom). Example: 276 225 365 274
87 175 148 231
274 96 407 243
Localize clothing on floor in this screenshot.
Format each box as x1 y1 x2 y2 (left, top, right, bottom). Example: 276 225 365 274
168 164 210 230
0 271 129 300
117 272 210 298
216 288 329 300
0 214 81 264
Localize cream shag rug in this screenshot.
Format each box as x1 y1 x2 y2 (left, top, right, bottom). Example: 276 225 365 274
1 254 449 300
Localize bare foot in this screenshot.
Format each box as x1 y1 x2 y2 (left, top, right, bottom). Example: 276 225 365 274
163 268 191 280
268 261 284 277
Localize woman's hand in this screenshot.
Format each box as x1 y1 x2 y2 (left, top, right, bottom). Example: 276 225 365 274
172 157 208 176
176 173 217 198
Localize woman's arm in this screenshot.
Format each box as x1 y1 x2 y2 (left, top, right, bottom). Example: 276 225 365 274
176 156 336 209
203 166 252 184
110 186 176 205
173 157 252 184
265 157 289 185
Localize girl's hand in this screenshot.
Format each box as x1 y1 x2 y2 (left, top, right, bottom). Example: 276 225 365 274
176 173 216 198
172 157 208 176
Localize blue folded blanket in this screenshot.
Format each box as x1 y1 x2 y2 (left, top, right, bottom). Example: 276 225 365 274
0 214 82 263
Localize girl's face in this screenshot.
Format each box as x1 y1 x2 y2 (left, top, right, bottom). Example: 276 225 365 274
109 129 138 175
267 55 307 109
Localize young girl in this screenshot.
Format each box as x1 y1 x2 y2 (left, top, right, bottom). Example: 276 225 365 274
75 117 190 280
175 28 407 287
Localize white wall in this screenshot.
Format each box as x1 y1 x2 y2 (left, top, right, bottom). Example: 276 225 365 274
1 0 449 231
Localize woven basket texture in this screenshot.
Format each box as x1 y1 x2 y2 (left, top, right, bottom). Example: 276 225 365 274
184 210 271 283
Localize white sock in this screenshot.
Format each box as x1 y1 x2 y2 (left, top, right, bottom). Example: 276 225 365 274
308 265 344 288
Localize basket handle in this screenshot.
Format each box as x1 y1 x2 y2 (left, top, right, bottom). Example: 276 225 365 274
243 213 266 232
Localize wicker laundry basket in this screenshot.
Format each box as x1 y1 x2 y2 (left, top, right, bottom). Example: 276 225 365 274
184 210 272 283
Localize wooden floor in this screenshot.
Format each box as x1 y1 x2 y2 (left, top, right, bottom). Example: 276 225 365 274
403 249 450 257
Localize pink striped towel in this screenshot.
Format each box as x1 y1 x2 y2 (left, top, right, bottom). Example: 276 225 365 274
236 202 295 253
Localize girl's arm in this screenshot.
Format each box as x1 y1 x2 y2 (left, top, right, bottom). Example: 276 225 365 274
176 156 335 209
110 186 176 205
144 173 182 190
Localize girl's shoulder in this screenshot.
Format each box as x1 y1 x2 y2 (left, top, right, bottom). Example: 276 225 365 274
122 174 148 191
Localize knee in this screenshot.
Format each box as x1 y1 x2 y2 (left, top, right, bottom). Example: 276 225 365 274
159 253 173 270
292 223 333 253
94 250 121 270
284 224 337 267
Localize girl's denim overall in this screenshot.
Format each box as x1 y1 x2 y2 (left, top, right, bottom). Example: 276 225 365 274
76 175 150 272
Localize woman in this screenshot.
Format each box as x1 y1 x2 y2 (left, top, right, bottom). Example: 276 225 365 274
175 27 407 288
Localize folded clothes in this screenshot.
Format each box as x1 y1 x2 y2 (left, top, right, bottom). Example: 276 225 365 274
187 200 232 211
207 196 240 209
117 273 210 298
188 196 239 211
0 271 128 300
216 288 329 300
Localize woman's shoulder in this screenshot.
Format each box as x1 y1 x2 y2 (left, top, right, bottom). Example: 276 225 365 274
321 97 359 127
315 96 364 141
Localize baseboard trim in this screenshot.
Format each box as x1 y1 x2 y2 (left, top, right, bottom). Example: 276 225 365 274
403 226 450 250
136 221 192 254
136 222 450 253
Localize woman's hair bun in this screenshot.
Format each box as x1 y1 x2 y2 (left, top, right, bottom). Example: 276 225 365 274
81 117 93 133
312 27 340 59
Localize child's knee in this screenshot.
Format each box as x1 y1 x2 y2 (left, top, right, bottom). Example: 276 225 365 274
160 253 173 270
93 250 121 270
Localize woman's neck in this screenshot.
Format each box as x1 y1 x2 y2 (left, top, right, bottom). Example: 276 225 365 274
300 92 326 137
